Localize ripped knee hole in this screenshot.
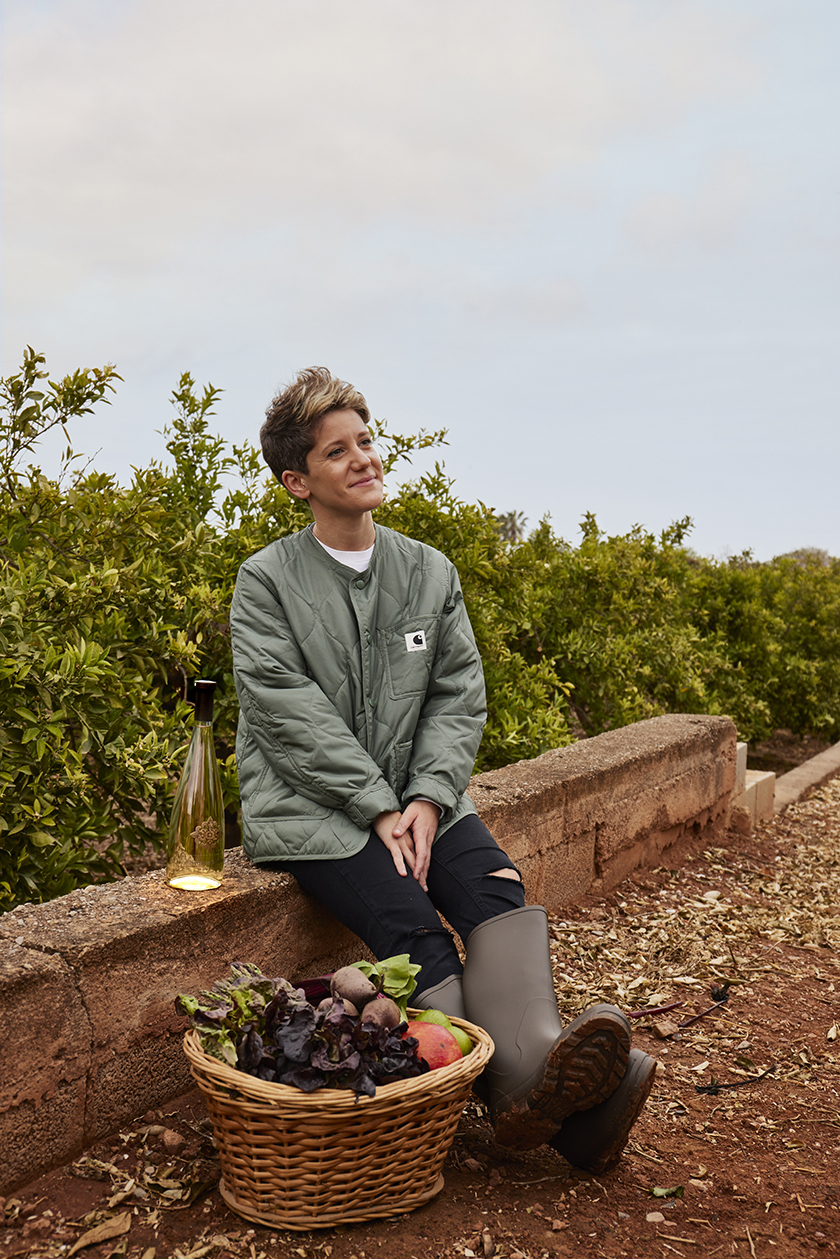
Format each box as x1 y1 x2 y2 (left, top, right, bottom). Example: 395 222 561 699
487 868 521 882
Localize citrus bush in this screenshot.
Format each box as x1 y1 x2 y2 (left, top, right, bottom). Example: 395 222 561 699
510 515 769 741
0 351 229 908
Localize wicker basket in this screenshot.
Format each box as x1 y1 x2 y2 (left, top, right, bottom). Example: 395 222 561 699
183 1012 494 1230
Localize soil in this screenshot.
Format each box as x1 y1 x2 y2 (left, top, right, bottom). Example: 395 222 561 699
3 776 839 1259
746 729 833 777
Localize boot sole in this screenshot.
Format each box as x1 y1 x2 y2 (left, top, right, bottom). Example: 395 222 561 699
493 1006 631 1150
549 1048 657 1173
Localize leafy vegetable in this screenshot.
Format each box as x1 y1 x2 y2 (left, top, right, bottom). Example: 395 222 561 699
177 962 428 1097
175 961 309 1067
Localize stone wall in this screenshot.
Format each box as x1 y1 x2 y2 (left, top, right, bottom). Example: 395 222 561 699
0 713 736 1192
470 714 735 900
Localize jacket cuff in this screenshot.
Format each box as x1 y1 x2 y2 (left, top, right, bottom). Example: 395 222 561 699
346 783 402 831
403 776 459 822
412 796 443 818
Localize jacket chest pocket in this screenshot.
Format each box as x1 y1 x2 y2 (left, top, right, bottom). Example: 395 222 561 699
379 615 440 700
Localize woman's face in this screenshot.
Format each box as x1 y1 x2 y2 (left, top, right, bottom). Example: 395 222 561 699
282 409 384 522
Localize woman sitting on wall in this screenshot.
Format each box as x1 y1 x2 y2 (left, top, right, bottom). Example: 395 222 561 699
229 366 656 1169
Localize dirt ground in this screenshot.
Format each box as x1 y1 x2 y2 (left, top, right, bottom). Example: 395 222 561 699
2 775 839 1259
746 730 832 777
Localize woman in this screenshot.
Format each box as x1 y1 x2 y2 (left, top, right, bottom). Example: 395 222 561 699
229 367 655 1169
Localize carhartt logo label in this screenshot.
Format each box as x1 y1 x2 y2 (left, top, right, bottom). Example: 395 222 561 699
405 630 427 652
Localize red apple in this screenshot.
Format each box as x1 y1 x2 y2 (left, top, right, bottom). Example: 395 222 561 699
404 1019 463 1070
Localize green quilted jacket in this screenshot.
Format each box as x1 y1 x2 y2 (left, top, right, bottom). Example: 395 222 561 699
230 523 486 863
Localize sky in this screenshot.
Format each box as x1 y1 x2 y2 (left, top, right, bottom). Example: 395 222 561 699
4 0 839 560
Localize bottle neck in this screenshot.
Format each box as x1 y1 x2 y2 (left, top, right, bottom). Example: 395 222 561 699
194 680 216 723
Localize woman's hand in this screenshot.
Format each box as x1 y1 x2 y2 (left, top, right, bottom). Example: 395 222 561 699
373 799 440 892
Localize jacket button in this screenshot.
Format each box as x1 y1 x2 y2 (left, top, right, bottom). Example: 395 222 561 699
355 579 365 589
368 697 376 709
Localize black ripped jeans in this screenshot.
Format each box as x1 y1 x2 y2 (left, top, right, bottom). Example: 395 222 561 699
268 814 525 996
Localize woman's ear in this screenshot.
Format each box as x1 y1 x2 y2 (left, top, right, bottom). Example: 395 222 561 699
282 469 310 500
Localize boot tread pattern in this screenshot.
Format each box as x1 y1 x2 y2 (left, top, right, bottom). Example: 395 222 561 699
536 1028 628 1118
493 1013 630 1150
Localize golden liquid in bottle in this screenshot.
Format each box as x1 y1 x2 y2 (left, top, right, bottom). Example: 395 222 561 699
166 698 225 891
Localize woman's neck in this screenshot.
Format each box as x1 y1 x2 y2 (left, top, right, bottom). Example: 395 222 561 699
311 512 376 551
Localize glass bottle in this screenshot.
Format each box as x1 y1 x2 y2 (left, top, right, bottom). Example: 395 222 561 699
165 679 225 890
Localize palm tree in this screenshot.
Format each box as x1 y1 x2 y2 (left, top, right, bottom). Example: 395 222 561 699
493 510 528 544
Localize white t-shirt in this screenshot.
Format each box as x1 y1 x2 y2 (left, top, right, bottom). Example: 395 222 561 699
314 537 374 573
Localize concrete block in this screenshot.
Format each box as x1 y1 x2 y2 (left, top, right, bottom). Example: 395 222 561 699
3 854 367 1052
0 941 90 1190
774 742 840 812
471 716 736 895
534 717 732 887
0 1080 89 1191
86 1032 193 1143
591 760 729 873
0 852 372 1192
736 742 748 795
538 830 597 909
741 779 757 822
506 851 544 905
745 769 775 822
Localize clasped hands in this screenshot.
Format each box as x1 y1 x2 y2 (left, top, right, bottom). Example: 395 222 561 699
373 799 440 892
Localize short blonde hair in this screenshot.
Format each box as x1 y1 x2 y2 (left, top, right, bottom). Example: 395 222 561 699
260 367 371 480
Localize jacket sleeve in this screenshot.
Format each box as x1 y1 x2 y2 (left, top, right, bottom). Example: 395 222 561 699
230 562 401 829
402 565 486 818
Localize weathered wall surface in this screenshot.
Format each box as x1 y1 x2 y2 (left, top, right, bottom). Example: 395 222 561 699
471 713 735 900
0 714 735 1192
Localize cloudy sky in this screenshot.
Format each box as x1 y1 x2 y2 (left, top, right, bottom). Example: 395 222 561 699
4 0 839 559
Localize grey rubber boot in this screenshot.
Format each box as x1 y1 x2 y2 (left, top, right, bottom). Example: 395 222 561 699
462 905 631 1150
548 1047 657 1174
413 973 466 1021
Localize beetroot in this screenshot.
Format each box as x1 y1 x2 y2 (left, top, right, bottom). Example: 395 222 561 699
360 996 401 1030
330 965 378 1008
317 995 359 1016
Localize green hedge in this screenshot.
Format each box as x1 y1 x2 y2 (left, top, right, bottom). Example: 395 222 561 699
2 350 838 911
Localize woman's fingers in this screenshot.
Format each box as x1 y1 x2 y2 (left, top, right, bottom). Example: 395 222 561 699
375 802 438 889
393 800 439 891
373 810 410 876
412 835 432 891
387 839 409 877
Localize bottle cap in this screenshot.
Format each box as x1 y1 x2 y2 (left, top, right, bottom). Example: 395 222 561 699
194 679 217 722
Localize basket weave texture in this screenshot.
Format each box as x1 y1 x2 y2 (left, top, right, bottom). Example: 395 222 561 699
183 1012 494 1230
